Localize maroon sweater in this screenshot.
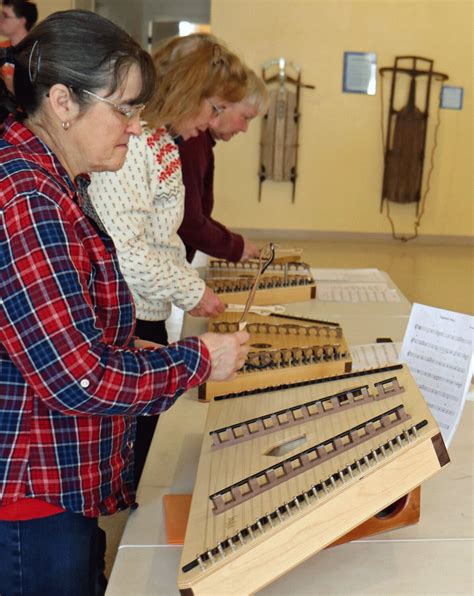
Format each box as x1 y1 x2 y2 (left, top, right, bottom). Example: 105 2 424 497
178 130 244 263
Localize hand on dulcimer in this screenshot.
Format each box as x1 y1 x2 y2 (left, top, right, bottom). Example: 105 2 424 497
200 330 250 382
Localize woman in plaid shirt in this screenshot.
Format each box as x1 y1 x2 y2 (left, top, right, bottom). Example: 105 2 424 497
0 10 248 595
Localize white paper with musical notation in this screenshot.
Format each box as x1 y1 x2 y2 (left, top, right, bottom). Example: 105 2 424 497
350 342 402 371
399 304 474 446
311 269 402 303
315 283 401 303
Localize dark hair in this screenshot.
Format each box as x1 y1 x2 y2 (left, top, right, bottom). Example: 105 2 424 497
3 0 38 31
0 9 156 122
0 78 15 121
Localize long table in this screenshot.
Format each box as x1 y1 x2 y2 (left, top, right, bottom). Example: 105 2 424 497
105 271 473 595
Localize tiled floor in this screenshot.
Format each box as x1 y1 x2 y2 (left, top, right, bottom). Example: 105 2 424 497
100 237 473 579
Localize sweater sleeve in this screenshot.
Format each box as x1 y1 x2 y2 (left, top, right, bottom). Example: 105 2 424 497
178 133 245 263
88 133 205 312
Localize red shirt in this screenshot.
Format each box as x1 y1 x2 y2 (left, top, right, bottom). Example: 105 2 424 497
178 130 244 263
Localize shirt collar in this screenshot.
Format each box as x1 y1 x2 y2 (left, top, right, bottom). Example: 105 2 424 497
1 116 89 195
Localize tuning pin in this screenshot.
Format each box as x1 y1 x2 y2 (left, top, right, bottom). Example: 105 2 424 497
217 543 226 559
197 555 206 571
207 549 216 564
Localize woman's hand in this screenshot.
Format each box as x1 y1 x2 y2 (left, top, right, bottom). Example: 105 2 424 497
188 286 226 318
200 330 250 381
241 238 260 261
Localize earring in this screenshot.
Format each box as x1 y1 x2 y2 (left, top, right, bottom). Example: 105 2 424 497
62 121 70 131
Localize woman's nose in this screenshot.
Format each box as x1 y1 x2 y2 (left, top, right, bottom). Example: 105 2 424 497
126 118 142 136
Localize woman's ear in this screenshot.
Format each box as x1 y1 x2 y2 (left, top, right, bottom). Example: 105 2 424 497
47 84 80 126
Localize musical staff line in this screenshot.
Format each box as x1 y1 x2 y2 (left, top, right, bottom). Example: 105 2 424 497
419 385 462 403
411 367 463 389
407 351 465 374
410 339 469 360
414 324 471 345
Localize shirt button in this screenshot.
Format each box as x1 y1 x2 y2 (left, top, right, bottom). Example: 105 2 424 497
80 379 90 388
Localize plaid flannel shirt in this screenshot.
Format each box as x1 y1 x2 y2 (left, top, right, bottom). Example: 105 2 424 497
0 118 211 517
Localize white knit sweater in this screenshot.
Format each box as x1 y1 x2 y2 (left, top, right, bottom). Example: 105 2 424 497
88 127 205 321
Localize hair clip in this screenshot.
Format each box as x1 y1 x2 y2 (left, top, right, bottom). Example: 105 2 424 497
28 40 41 83
212 44 224 66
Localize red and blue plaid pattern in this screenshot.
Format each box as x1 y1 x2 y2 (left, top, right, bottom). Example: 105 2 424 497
0 119 211 517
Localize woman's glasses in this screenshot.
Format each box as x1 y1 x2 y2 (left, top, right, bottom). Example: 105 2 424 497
81 89 146 120
207 99 226 117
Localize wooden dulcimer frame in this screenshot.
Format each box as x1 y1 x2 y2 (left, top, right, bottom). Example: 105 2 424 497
199 311 351 402
178 364 449 595
206 258 316 306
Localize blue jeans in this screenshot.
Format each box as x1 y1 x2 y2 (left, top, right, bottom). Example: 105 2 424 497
0 511 105 596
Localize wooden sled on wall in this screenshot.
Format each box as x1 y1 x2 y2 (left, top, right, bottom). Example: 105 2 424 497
259 58 315 202
380 56 448 212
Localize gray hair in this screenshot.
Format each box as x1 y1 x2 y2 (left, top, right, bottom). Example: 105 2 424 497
241 69 269 114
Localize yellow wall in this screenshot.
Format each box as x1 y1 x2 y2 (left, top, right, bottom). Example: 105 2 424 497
211 0 473 239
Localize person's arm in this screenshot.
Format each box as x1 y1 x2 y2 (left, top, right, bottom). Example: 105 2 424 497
0 192 210 417
178 135 245 262
89 134 205 312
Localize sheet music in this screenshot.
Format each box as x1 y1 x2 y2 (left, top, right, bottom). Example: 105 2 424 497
399 303 474 446
312 268 387 283
350 342 402 371
316 283 401 303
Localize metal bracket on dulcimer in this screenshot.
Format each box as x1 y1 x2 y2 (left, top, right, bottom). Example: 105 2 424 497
258 58 315 202
178 364 449 595
199 311 351 402
205 258 316 306
379 55 448 212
